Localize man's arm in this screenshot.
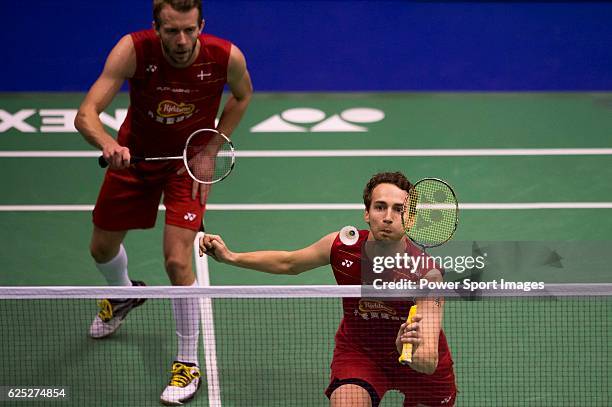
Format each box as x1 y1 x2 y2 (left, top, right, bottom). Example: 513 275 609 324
401 269 445 375
184 44 253 204
200 232 335 275
216 44 253 137
74 34 136 169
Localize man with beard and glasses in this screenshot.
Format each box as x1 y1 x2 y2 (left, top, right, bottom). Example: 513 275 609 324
75 0 252 404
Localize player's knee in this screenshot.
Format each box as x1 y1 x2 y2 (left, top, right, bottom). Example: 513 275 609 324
330 384 372 407
165 256 188 274
89 241 120 264
165 257 193 285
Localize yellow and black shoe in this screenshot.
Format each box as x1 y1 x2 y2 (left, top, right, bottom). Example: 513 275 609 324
89 280 147 339
160 361 202 406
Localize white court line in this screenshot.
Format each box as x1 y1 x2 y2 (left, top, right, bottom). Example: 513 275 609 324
1 148 612 158
1 203 612 212
0 151 100 158
237 148 612 157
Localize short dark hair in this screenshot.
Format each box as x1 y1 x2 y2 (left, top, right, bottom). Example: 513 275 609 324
363 171 414 210
153 0 202 28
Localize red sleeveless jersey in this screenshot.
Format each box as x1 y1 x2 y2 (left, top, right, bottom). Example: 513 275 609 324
329 230 453 374
117 30 231 158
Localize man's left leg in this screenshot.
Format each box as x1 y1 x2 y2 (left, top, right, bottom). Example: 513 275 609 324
160 224 202 406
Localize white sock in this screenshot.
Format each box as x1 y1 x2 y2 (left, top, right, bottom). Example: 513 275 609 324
95 244 131 286
172 281 200 365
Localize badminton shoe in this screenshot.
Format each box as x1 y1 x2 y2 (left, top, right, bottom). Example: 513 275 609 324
160 361 202 405
89 280 147 339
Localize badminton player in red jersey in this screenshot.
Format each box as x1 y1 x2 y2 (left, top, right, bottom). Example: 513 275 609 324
74 0 252 404
200 172 457 406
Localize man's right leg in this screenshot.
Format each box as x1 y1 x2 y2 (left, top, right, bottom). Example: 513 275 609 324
90 226 129 284
326 341 385 407
89 164 163 338
89 227 146 338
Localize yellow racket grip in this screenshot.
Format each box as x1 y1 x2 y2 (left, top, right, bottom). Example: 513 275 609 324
398 305 418 365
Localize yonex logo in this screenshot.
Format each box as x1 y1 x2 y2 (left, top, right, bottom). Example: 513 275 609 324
184 212 197 221
0 106 385 134
251 107 384 133
0 109 127 133
341 260 354 267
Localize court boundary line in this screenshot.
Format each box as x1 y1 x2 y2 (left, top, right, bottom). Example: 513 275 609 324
1 148 612 158
1 203 612 211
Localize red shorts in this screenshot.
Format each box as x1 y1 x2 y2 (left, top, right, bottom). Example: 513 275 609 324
325 339 457 407
93 161 206 231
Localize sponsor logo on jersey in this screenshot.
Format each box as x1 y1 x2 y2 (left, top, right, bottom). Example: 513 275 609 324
157 100 196 118
341 259 354 267
358 299 397 316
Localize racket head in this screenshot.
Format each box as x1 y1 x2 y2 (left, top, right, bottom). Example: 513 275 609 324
183 128 235 184
401 178 458 248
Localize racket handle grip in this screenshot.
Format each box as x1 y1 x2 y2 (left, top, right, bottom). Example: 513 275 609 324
398 305 418 365
97 155 144 168
98 155 108 168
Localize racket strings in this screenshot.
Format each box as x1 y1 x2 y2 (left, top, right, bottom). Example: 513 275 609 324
403 179 458 247
184 132 234 183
